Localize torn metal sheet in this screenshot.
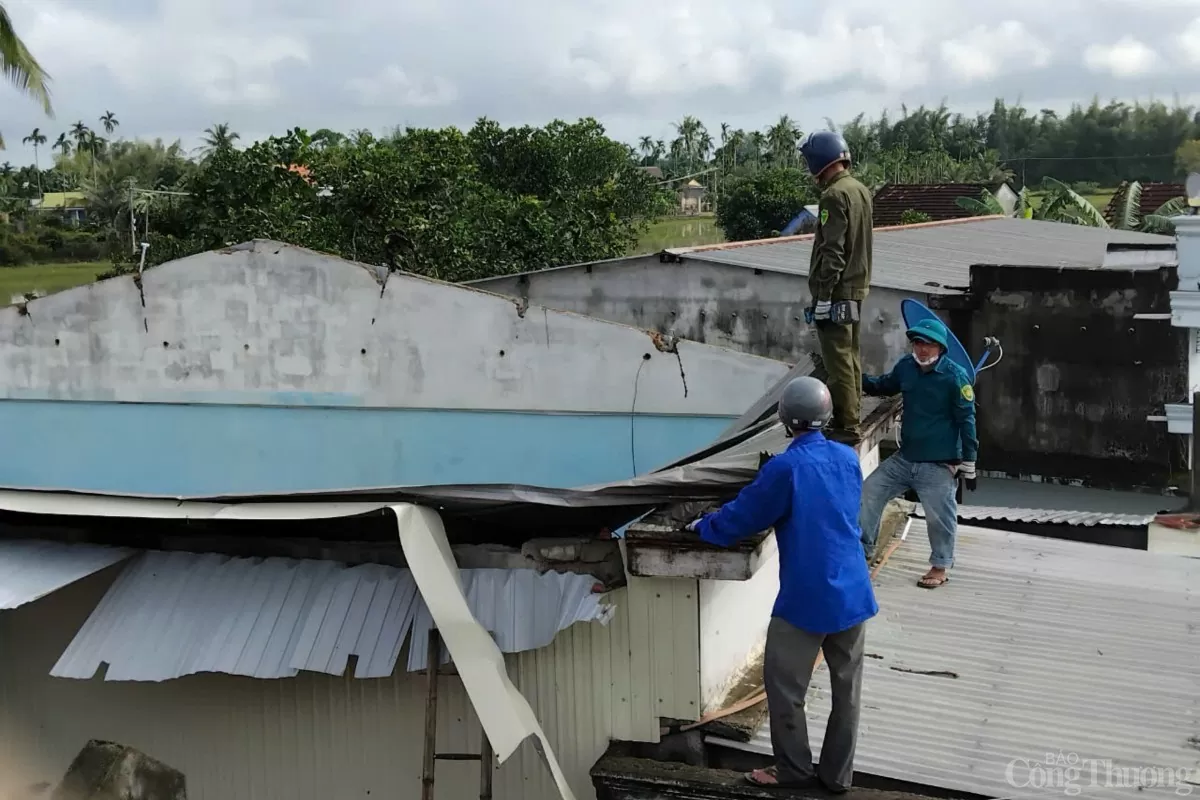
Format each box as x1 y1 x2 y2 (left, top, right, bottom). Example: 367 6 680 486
49 549 611 683
391 503 577 800
0 539 132 610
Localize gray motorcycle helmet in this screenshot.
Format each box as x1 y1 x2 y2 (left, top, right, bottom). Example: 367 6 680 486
777 376 834 434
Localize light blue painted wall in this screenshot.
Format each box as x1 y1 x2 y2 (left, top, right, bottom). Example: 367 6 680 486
0 400 732 495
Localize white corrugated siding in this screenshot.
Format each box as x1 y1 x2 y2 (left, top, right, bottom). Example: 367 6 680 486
49 551 613 681
710 522 1200 800
0 567 699 800
0 539 131 609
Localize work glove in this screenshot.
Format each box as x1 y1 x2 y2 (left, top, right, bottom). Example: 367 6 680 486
958 461 977 491
685 518 701 533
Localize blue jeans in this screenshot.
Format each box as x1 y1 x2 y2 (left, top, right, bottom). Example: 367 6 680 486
859 453 957 569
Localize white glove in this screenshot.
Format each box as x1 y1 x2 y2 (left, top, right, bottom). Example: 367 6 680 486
685 518 701 532
811 300 832 321
958 461 976 480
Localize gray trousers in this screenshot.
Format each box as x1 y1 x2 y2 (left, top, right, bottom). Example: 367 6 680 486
764 615 866 791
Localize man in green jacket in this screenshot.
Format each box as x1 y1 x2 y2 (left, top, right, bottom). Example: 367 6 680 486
800 131 874 445
859 317 978 588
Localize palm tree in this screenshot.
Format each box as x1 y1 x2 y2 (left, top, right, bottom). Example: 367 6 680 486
1 4 53 150
53 132 71 158
200 123 239 156
766 115 801 167
637 135 654 164
100 110 119 135
70 121 90 149
21 127 45 193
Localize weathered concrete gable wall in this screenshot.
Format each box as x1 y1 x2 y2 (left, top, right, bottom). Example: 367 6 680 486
0 242 794 493
476 257 922 376
966 264 1187 488
0 242 787 417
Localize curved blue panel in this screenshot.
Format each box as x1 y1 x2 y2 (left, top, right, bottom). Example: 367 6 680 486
0 401 735 496
900 298 976 383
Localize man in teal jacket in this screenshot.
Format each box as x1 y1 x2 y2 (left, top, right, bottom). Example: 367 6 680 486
859 317 977 588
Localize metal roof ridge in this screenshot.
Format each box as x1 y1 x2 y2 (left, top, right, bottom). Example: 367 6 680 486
667 215 1010 256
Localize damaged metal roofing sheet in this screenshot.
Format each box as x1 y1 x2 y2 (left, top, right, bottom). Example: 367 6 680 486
672 217 1175 295
0 539 132 609
917 504 1155 527
51 549 613 682
710 522 1200 800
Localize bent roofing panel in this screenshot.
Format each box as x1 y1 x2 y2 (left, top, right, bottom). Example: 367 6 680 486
709 522 1200 799
50 549 612 682
674 217 1176 295
0 539 132 609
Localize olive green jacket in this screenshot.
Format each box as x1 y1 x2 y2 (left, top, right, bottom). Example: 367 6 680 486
808 171 873 302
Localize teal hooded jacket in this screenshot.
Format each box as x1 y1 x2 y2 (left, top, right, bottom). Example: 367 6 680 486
863 317 979 464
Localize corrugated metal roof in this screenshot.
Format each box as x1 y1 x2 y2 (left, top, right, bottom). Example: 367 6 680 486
0 539 132 610
1104 182 1185 225
709 522 1200 799
871 182 1003 227
51 549 613 682
674 217 1175 295
916 504 1155 527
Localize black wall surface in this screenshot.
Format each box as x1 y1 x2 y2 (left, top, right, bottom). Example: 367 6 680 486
959 264 1188 490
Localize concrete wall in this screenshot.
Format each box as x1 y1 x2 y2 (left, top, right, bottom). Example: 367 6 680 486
963 264 1188 489
473 256 930 377
0 565 701 800
0 241 790 494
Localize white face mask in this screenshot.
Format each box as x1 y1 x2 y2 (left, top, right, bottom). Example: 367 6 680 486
912 347 940 367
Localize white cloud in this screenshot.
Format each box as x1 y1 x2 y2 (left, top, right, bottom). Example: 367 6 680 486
1179 17 1200 65
940 21 1053 83
1082 37 1161 77
347 66 457 108
5 0 1200 166
12 0 309 107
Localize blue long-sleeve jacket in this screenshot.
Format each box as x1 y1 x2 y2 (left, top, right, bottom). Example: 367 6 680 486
694 431 878 635
863 354 978 464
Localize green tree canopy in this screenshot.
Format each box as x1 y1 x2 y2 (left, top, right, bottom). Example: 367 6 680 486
715 168 817 242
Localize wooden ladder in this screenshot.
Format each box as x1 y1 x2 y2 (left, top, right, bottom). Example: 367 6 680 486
420 629 494 800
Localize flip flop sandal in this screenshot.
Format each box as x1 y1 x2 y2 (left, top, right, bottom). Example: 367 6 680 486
918 573 949 588
745 765 817 788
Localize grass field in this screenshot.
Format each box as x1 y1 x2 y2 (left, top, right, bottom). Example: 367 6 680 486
0 262 108 305
631 215 725 254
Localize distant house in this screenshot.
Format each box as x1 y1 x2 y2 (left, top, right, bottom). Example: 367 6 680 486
871 182 1018 227
679 179 706 214
33 191 88 224
1103 181 1185 226
637 166 663 180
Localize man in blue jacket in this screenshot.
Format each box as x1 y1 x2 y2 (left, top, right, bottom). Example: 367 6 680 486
687 376 878 794
859 317 978 588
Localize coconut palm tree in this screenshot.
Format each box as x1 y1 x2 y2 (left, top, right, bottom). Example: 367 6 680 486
53 131 71 158
100 110 119 135
0 3 53 149
21 127 45 193
200 123 239 157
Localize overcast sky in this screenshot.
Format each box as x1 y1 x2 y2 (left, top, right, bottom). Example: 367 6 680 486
4 0 1200 167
